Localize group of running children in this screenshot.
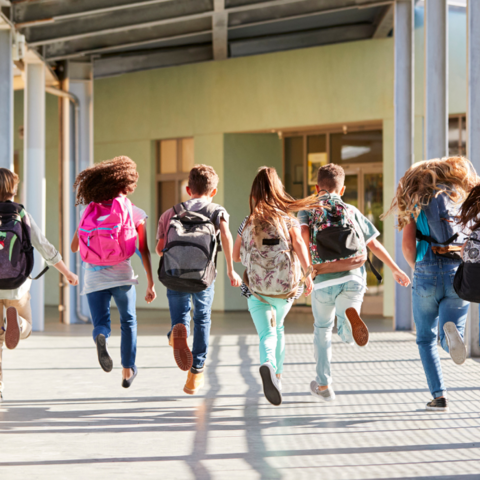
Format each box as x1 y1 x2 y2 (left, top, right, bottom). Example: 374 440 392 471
0 154 478 412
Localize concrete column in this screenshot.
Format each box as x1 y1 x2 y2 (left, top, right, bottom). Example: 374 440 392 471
67 62 93 323
424 0 448 159
0 29 13 170
394 0 414 330
24 62 46 332
466 0 480 357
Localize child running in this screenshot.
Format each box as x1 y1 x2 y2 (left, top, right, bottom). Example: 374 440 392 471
300 164 410 402
0 168 78 401
232 167 317 406
156 164 242 395
384 157 476 411
71 157 156 388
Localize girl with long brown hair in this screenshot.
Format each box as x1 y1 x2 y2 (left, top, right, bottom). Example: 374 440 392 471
232 167 315 406
384 156 477 412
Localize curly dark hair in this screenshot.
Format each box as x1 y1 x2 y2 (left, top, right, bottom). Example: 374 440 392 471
74 156 139 205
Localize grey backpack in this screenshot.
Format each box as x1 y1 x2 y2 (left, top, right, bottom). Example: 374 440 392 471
158 202 221 292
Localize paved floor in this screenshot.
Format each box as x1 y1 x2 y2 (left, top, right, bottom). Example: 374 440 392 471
0 308 479 480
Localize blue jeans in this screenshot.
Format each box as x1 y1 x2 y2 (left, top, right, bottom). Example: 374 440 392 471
312 281 365 386
166 283 215 370
86 285 137 369
413 249 469 399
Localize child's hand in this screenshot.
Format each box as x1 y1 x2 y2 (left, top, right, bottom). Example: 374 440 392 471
65 272 79 286
393 269 410 287
304 275 314 296
145 284 156 303
228 269 242 287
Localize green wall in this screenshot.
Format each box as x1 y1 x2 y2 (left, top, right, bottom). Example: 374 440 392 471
223 133 282 310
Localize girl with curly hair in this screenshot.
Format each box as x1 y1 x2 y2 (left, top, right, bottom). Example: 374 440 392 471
71 156 156 388
384 156 478 411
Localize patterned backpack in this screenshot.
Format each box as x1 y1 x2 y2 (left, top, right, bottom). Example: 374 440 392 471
453 230 480 302
309 192 382 281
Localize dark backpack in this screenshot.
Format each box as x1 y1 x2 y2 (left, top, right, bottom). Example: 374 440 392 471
453 230 480 303
0 202 35 289
311 192 382 282
158 202 221 293
416 191 466 260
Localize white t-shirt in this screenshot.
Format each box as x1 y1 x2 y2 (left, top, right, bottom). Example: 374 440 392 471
81 205 147 295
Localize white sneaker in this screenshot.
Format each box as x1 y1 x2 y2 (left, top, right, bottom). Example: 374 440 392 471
310 380 336 402
276 378 282 391
259 363 282 406
443 322 467 365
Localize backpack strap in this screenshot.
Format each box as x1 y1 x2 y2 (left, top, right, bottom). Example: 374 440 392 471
416 230 459 246
173 203 187 216
30 265 49 280
366 255 382 284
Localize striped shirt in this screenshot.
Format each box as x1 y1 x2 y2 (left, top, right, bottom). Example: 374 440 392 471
237 216 303 301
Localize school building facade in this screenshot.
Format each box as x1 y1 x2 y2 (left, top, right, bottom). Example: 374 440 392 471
1 1 479 344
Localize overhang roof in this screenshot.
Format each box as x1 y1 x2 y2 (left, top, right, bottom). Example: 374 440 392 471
8 0 395 78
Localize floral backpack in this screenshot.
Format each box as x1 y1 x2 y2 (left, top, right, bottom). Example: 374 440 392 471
240 216 311 325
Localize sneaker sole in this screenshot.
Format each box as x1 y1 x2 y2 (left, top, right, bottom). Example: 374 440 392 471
183 382 204 395
5 307 20 350
96 335 113 373
172 324 193 372
426 405 449 412
345 308 369 347
444 322 467 366
309 381 335 402
259 364 282 406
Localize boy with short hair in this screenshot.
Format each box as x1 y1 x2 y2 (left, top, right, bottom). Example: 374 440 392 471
0 168 78 401
156 164 241 395
299 164 410 402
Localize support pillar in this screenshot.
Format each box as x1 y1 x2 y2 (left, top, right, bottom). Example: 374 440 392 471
24 62 46 332
394 0 414 330
67 62 93 323
424 0 448 159
0 28 13 170
466 0 480 357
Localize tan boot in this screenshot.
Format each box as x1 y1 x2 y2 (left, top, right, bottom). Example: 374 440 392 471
184 370 205 395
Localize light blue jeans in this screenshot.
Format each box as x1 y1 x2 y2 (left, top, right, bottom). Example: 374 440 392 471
312 281 365 386
413 249 469 399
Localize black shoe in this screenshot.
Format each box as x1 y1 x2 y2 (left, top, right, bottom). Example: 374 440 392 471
95 334 113 373
426 397 449 412
122 366 137 389
259 363 282 406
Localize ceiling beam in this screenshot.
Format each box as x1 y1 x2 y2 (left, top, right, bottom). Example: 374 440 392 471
45 30 212 62
213 0 227 61
230 23 374 58
93 44 212 78
372 4 394 38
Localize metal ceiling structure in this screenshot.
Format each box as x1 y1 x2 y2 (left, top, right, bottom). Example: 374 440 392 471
4 0 395 78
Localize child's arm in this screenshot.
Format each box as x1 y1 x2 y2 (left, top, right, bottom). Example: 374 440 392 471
368 238 411 287
53 260 79 286
232 234 242 263
290 227 313 296
155 238 165 256
402 220 417 271
301 225 367 275
220 219 242 287
137 221 157 303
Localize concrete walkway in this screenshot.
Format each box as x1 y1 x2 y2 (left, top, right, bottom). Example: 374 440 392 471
0 309 479 479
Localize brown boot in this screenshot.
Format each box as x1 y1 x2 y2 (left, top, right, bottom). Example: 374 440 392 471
5 307 20 350
172 324 193 371
184 369 205 395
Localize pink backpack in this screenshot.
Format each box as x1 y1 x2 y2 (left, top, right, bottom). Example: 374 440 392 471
78 197 137 266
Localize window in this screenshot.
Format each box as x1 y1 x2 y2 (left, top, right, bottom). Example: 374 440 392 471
449 115 466 156
156 138 194 217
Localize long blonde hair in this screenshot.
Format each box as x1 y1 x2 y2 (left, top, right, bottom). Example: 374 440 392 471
383 156 478 230
247 167 317 227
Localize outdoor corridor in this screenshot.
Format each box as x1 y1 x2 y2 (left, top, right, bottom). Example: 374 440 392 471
0 309 479 480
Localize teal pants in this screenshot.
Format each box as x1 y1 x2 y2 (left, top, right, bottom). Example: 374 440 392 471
247 295 292 374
